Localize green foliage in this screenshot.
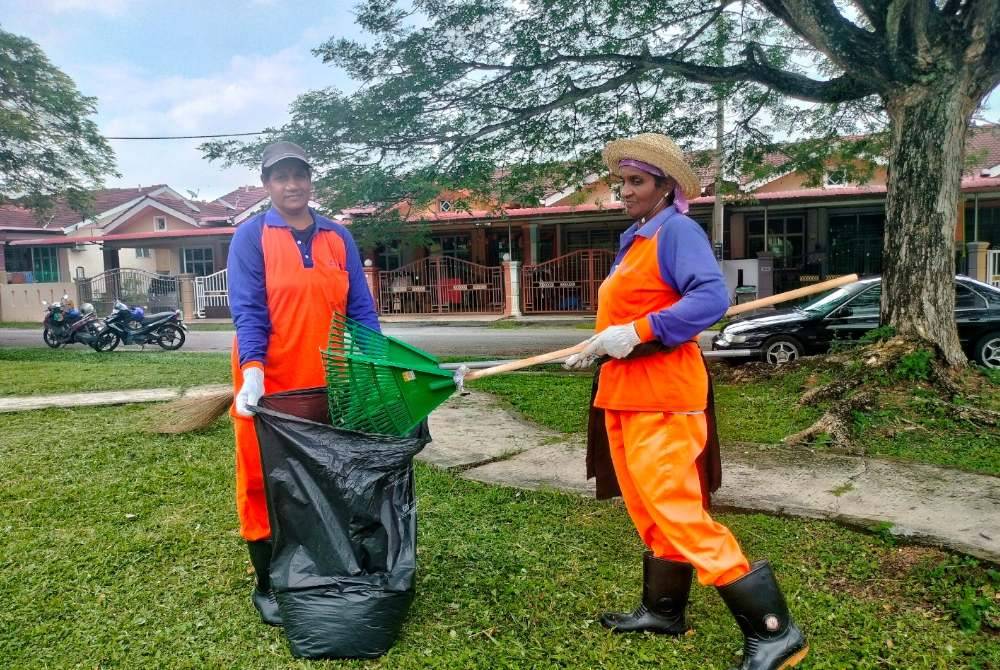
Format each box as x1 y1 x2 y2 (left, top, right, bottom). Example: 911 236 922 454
913 557 1000 633
895 349 935 382
860 325 897 345
0 27 117 215
201 2 891 220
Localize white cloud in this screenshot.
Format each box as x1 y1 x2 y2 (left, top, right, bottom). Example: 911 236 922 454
35 0 131 15
80 39 345 200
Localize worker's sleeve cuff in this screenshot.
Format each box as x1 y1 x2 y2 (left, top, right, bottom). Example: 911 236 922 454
634 317 656 343
241 361 264 372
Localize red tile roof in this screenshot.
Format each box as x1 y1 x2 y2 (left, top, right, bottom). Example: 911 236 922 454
214 185 269 211
0 185 169 230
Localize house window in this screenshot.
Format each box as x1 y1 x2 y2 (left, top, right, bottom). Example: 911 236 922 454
135 247 152 259
746 215 805 270
3 245 60 282
565 228 621 253
182 247 214 276
154 216 167 231
824 169 850 188
439 200 452 213
430 235 471 260
828 211 885 276
376 242 402 271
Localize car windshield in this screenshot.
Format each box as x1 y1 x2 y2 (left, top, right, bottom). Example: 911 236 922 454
798 286 863 314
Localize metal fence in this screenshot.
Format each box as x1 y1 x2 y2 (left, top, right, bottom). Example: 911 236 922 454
78 268 179 316
520 249 615 313
377 256 503 315
990 249 1000 288
195 268 230 318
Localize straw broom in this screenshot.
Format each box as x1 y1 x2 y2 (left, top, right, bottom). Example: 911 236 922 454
145 274 857 435
145 385 234 434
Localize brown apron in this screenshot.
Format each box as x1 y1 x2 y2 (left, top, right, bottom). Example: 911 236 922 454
585 343 722 506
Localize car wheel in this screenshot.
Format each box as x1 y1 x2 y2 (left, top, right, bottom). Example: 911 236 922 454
762 336 803 365
156 324 185 351
42 327 62 348
973 331 1000 370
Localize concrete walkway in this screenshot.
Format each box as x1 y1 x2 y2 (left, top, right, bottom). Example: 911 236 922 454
425 392 1000 563
3 385 997 563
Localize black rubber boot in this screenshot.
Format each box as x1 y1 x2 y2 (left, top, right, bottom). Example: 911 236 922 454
717 560 808 670
600 552 693 635
246 540 282 627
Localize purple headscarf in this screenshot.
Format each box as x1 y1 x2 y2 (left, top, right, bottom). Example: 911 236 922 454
618 158 689 214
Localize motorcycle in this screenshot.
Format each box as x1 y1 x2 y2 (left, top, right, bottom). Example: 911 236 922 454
99 300 187 351
42 296 113 351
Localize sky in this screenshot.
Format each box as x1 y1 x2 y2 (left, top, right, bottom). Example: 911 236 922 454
1 1 998 202
0 0 361 200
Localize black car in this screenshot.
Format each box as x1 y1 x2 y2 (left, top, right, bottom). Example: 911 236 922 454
712 275 1000 369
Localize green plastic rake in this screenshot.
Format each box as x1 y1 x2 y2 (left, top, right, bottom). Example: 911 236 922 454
322 312 586 437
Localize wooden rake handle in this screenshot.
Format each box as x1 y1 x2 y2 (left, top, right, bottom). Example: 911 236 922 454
461 273 860 383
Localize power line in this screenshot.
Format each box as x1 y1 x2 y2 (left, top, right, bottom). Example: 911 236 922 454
105 131 268 140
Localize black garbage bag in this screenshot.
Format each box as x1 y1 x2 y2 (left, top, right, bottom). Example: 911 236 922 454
253 388 430 659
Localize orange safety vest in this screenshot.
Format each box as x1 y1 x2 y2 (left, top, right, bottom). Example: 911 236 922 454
594 226 708 412
230 223 352 541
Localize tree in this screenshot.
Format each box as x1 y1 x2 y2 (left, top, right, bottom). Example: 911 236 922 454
0 27 117 216
204 1 1000 365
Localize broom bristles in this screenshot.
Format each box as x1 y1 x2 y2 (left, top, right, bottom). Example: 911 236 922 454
145 387 233 434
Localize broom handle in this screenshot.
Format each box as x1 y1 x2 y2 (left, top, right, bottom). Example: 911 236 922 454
461 273 860 383
723 273 858 316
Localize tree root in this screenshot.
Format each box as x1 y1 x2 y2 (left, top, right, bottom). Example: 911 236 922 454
784 390 878 452
931 399 1000 427
799 377 863 406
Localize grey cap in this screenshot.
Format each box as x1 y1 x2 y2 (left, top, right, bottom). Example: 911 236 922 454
261 141 311 171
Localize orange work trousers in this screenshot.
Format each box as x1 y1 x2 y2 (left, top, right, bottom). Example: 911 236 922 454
605 409 750 586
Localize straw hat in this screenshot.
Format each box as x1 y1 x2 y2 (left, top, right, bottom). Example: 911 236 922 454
602 133 701 199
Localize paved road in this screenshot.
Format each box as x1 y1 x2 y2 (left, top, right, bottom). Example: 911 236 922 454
0 327 717 357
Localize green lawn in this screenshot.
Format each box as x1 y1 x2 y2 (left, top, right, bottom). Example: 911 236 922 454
1 404 997 669
0 348 230 396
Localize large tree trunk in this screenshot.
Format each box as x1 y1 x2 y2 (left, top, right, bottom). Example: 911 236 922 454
881 83 978 366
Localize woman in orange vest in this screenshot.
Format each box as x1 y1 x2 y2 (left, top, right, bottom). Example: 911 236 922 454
565 134 807 670
227 141 380 626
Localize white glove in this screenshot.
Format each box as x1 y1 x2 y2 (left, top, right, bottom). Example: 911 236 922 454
581 323 641 360
563 350 598 370
235 366 265 417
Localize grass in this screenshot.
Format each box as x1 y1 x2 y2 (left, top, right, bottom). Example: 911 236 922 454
0 348 230 396
1 403 997 669
0 321 41 329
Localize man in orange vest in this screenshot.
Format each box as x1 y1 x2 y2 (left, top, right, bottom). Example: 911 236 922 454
227 141 380 626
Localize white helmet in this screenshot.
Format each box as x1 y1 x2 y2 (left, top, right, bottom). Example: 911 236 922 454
81 302 95 315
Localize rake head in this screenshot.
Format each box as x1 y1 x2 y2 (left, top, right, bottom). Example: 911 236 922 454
323 313 458 436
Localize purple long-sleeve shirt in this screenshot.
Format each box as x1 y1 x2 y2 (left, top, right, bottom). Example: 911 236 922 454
228 207 379 368
611 204 729 346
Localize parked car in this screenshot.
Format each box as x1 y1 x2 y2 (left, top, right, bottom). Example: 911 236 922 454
712 275 1000 369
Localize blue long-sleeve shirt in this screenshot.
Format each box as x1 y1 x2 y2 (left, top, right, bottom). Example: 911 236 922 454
612 205 729 346
228 207 379 368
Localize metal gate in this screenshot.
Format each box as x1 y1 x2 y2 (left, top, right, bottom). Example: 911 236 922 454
78 268 179 316
990 250 1000 288
521 249 615 313
377 256 503 315
195 268 230 318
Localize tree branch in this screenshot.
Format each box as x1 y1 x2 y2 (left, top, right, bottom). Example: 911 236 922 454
757 0 886 80
452 50 876 103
